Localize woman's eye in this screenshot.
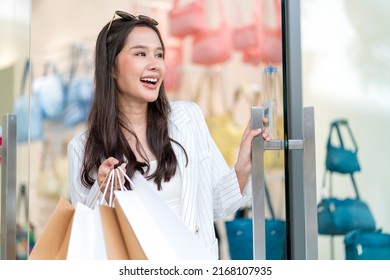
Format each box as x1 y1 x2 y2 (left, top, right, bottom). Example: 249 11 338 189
156 53 164 59
136 52 146 57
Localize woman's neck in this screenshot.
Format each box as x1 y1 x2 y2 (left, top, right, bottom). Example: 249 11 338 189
120 101 147 123
119 102 155 162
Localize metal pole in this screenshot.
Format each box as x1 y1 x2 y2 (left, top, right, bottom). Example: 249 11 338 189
303 107 318 259
1 114 17 260
282 0 311 259
251 107 266 260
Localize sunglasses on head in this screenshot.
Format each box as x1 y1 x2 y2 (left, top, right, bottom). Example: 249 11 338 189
107 11 158 34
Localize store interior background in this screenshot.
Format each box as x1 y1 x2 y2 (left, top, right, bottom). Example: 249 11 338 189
1 0 389 260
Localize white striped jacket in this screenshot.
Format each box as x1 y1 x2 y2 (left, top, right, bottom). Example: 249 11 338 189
67 101 251 259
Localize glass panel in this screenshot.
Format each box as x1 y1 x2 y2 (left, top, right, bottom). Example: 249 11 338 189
301 0 390 260
0 0 31 259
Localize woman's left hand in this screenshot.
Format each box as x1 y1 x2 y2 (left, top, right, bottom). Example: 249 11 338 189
234 118 271 193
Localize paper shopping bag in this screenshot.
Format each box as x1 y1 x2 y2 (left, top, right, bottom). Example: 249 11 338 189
66 202 107 259
100 204 147 259
114 173 214 260
29 197 74 260
67 201 146 259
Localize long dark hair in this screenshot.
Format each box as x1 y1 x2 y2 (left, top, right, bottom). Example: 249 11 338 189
82 16 187 190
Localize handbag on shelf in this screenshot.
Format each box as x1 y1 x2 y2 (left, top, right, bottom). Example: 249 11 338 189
64 45 94 127
325 119 361 174
317 172 376 236
225 182 286 260
168 0 206 38
344 229 390 260
242 0 282 66
231 0 261 51
193 71 244 167
13 59 44 143
191 0 232 65
32 62 65 120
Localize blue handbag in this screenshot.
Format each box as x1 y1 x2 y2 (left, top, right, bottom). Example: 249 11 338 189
32 62 65 120
64 45 94 127
325 119 361 174
344 229 390 260
13 59 44 143
225 183 286 260
318 172 376 235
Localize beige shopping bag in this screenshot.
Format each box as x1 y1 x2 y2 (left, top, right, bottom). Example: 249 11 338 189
29 197 74 260
98 205 132 259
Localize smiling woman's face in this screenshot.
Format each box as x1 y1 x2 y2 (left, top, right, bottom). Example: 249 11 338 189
114 25 166 107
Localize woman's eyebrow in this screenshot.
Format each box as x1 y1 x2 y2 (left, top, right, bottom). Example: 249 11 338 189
130 45 164 51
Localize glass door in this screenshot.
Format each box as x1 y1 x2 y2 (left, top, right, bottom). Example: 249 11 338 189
301 0 390 260
0 0 31 259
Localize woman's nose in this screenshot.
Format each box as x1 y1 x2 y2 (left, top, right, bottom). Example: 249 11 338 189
148 63 159 71
148 57 161 71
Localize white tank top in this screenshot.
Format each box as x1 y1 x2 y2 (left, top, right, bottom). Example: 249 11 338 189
144 160 182 218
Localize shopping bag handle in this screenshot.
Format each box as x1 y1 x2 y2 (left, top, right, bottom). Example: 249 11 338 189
99 167 129 207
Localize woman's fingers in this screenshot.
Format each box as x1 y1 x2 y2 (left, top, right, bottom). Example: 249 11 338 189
98 157 120 187
105 157 120 168
262 117 269 127
262 126 270 139
243 117 271 143
119 162 127 170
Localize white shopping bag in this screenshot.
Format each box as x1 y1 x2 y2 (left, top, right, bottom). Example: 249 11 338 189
67 202 107 260
114 172 214 260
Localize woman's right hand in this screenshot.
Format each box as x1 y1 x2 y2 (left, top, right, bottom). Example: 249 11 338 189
98 157 127 191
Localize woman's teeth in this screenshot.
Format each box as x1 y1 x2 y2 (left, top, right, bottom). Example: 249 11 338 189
140 77 158 85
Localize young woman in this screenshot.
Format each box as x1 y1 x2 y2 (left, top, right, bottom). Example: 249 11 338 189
67 11 270 259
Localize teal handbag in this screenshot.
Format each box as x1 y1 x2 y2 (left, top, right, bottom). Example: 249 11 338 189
325 119 361 174
345 229 390 260
318 172 376 235
225 183 286 260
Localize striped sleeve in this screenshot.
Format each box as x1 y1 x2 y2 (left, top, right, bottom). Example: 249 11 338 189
183 102 251 219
